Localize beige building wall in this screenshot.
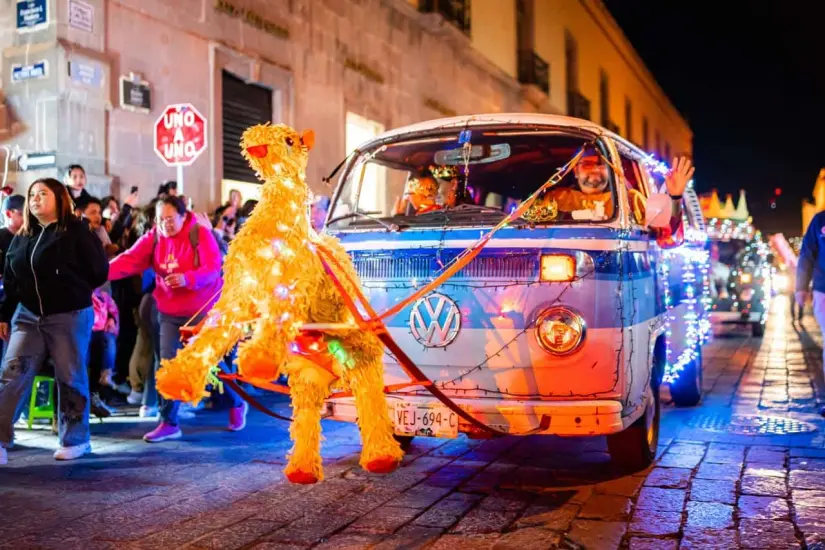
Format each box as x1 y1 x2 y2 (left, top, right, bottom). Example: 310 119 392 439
533 0 692 158
471 0 518 79
2 0 690 211
101 0 528 209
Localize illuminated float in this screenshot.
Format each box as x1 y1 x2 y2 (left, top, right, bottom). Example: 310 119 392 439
701 189 772 336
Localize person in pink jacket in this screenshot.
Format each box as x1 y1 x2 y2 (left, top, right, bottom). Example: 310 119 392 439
108 196 247 442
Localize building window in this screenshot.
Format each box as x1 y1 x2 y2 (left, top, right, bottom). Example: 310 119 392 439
599 70 609 126
642 117 649 151
565 31 578 92
624 98 632 141
345 112 387 213
419 0 471 35
222 70 272 189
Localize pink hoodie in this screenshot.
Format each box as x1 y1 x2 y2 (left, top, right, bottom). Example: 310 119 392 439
92 289 119 335
108 213 223 318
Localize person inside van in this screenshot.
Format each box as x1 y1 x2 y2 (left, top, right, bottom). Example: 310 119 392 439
538 148 614 219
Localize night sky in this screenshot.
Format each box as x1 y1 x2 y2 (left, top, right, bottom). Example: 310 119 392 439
605 2 825 237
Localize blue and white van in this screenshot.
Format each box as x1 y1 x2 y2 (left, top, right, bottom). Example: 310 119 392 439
324 114 710 469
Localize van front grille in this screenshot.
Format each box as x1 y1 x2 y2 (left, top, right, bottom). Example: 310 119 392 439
350 251 539 281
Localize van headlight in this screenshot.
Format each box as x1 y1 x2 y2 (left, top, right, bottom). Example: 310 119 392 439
535 306 586 355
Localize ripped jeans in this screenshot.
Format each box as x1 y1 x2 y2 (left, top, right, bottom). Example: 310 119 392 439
0 305 94 448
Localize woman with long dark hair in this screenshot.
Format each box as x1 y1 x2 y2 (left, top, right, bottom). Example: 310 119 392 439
0 178 108 464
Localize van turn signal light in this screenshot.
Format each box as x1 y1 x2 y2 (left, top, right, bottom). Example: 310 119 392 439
540 254 576 282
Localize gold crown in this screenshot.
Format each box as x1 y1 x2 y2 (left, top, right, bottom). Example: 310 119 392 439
522 199 559 223
429 165 458 180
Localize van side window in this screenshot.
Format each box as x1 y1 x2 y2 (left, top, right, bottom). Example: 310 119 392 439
620 156 647 225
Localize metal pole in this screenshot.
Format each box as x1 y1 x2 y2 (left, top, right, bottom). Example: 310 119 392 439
177 164 184 196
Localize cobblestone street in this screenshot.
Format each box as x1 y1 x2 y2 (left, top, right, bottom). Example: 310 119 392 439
1 297 824 549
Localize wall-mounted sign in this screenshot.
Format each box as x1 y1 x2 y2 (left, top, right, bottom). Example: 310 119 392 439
16 0 48 32
69 59 103 88
11 61 48 83
68 0 93 32
119 73 151 113
18 151 57 171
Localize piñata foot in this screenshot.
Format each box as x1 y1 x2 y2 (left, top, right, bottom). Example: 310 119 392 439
364 455 401 474
236 342 280 381
284 465 319 485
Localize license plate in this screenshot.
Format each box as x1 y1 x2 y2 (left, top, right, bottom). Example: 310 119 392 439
393 402 459 438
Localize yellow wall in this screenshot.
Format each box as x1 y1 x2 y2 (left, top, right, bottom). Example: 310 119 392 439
533 0 692 158
470 0 517 78
402 1 691 158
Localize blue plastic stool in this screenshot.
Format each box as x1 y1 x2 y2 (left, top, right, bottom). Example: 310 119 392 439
27 376 55 429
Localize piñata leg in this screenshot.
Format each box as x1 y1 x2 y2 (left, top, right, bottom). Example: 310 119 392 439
340 339 403 474
283 357 335 484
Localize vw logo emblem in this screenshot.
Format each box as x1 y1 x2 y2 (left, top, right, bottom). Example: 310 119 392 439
409 292 461 348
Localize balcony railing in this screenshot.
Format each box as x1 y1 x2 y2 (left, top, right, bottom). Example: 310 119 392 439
419 0 471 36
518 50 549 95
567 91 591 120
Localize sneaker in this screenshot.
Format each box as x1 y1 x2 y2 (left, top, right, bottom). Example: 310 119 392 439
228 402 248 432
113 382 132 396
139 405 159 418
0 447 6 465
54 442 91 461
90 393 114 418
143 422 183 443
127 390 144 405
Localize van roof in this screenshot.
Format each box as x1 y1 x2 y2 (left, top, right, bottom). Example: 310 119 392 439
362 113 650 160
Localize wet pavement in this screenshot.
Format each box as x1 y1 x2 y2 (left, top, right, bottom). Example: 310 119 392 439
1 296 825 549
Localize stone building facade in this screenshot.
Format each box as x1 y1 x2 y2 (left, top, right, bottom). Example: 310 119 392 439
0 0 691 211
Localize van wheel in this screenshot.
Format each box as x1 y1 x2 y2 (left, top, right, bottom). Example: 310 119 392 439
607 390 660 472
393 434 414 451
670 349 703 407
752 322 765 337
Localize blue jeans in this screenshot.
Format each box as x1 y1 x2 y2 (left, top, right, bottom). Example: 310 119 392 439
158 312 242 426
89 331 116 392
140 293 159 410
0 305 94 448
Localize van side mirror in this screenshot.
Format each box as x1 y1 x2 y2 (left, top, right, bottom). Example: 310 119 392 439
645 193 673 229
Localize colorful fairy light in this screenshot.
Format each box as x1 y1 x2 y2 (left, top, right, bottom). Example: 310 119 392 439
660 245 712 384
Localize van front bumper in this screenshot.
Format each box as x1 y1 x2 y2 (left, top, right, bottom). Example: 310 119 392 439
326 395 625 437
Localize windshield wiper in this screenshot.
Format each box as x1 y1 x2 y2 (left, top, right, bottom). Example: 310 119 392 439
327 211 403 232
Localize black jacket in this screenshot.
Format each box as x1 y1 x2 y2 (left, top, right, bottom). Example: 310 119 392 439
1 218 109 322
67 186 92 211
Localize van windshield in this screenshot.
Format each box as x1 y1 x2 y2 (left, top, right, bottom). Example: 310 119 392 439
326 127 617 231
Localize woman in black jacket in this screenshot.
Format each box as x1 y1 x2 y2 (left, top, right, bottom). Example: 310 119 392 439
0 178 108 465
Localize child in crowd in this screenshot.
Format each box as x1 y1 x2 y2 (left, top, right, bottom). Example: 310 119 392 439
89 286 120 417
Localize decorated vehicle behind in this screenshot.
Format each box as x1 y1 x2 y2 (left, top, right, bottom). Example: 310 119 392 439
701 190 772 336
323 114 711 469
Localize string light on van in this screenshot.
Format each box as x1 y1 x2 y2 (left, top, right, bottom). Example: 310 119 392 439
661 245 712 384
